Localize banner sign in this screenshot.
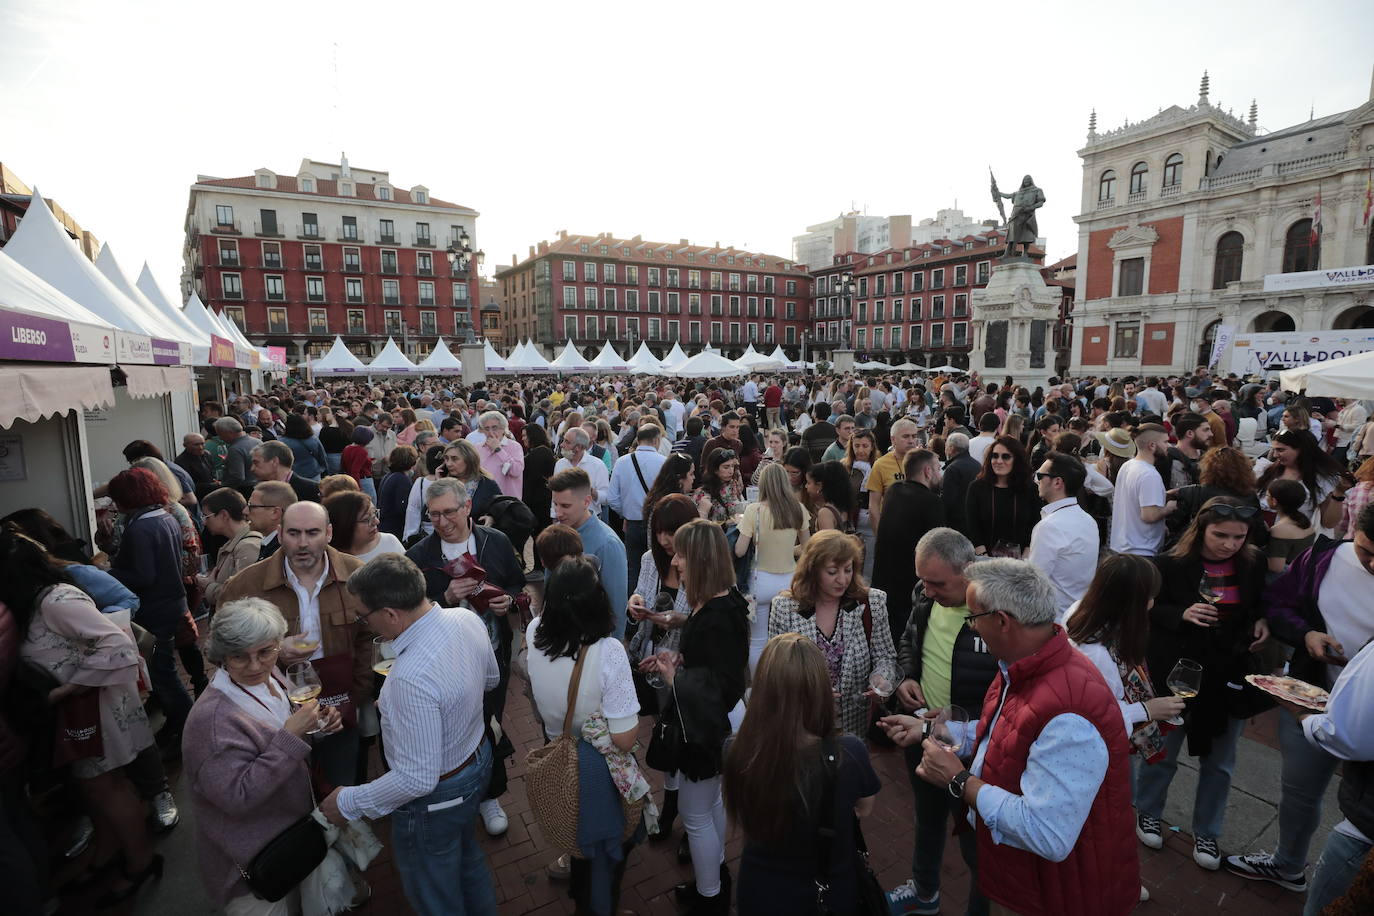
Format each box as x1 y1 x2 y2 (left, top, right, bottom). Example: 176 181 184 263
0 307 116 364
1263 265 1374 293
1228 330 1374 375
210 335 237 368
1207 324 1235 369
151 339 182 366
265 346 287 369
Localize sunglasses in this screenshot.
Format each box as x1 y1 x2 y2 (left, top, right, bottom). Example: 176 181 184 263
1034 471 1059 481
990 453 1014 461
1209 504 1259 520
716 449 737 460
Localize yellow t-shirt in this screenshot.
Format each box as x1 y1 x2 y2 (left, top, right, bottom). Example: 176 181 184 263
919 601 968 710
741 500 810 574
868 450 905 499
550 391 565 408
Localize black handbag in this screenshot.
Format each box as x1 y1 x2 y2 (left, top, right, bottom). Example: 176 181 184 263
645 686 686 773
237 815 327 902
814 738 885 916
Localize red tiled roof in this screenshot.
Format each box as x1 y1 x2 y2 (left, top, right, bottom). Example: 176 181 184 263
194 175 473 211
1047 253 1077 271
851 235 1041 275
505 233 804 274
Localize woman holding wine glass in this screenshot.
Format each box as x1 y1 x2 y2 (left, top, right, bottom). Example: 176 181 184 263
183 598 342 914
1136 497 1273 871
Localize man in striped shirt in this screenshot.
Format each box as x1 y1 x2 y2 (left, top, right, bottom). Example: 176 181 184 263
321 554 500 916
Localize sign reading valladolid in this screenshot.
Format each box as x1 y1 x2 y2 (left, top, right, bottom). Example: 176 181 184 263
1262 265 1374 292
1228 330 1374 375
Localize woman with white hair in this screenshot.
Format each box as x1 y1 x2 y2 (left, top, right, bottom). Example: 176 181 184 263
476 409 525 498
182 598 342 915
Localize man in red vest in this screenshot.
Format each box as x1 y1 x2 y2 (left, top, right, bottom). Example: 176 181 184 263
889 558 1139 916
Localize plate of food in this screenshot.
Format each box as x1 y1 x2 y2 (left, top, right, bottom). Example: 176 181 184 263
1245 674 1329 711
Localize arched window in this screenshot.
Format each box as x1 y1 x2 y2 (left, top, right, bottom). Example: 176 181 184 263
1129 161 1149 194
1283 219 1318 273
1162 153 1183 187
1098 170 1116 201
1212 231 1244 288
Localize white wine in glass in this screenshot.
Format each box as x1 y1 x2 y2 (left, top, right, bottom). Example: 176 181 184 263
930 705 970 753
1164 658 1203 726
286 662 325 734
1198 575 1224 606
372 636 395 677
291 636 321 654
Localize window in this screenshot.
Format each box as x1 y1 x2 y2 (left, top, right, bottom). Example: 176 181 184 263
764 298 774 318
381 250 398 274
420 311 436 335
711 321 723 342
873 327 884 349
1162 153 1183 187
728 296 739 316
667 268 679 287
301 212 319 237
1213 231 1244 288
383 279 400 305
976 261 990 284
1114 321 1139 358
1283 219 1318 273
785 301 796 319
786 279 797 295
954 294 968 317
584 262 597 282
377 186 391 200
729 273 740 291
262 243 282 269
218 239 239 266
1118 257 1144 296
417 251 433 275
689 321 701 343
605 316 618 338
379 219 396 243
893 299 903 320
299 178 314 193
954 265 967 286
215 205 234 227
745 275 757 292
875 276 886 296
347 309 365 333
668 319 679 339
562 260 576 281
342 215 358 239
1129 161 1148 195
604 263 616 283
858 277 869 297
306 276 324 302
911 324 923 347
452 282 468 302
858 301 868 323
892 272 904 294
747 297 758 317
953 323 968 347
584 287 599 308
221 273 242 299
856 328 867 349
932 295 945 318
345 278 363 303
563 286 578 307
585 316 598 339
265 275 285 300
626 290 639 309
385 310 402 335
648 291 661 312
875 300 885 321
309 309 327 333
709 271 722 290
688 270 701 289
667 292 680 313
930 324 945 347
564 316 578 339
931 269 945 289
414 190 427 204
911 271 924 292
1098 170 1116 201
891 326 902 349
343 248 361 271
267 308 288 333
648 267 661 286
911 297 922 319
304 245 322 271
626 265 639 284
605 288 617 309
419 281 435 305
785 325 796 344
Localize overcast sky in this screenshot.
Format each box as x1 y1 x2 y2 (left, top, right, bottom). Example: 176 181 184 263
3 0 1371 301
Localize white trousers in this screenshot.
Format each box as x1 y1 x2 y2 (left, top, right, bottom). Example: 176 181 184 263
748 569 793 675
676 772 726 896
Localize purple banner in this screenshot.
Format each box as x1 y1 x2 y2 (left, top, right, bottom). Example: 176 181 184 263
0 307 78 362
151 339 182 365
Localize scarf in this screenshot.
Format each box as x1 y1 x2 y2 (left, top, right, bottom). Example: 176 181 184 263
581 712 659 835
1111 650 1171 763
212 667 292 728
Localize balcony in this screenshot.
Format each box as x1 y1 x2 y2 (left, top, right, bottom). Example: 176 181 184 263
254 221 285 238
416 266 434 277
379 232 398 245
267 321 289 335
297 224 322 240
337 227 361 242
218 254 240 267
211 219 242 235
309 323 329 335
1127 189 1148 203
1160 182 1182 198
381 264 399 276
419 297 436 306
307 293 325 303
413 235 433 249
1095 197 1115 211
262 256 283 270
304 259 323 271
383 296 401 306
343 260 363 274
347 324 367 335
266 292 285 302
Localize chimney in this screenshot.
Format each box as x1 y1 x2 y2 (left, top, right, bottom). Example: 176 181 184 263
528 245 536 258
558 229 568 240
679 239 689 246
631 234 641 243
339 152 351 178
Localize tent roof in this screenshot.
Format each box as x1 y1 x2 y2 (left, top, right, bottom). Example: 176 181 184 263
549 340 593 371
672 350 748 378
482 340 508 371
367 337 420 372
589 341 629 370
97 246 211 363
661 341 690 371
418 338 462 370
1280 350 1374 399
311 337 369 373
628 341 665 373
505 339 551 371
0 250 116 329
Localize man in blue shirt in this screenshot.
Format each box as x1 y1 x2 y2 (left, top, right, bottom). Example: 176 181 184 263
550 467 629 636
607 425 667 599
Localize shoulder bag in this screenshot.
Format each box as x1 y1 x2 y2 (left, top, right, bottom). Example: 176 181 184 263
238 813 327 902
525 648 589 854
812 738 886 916
645 680 687 775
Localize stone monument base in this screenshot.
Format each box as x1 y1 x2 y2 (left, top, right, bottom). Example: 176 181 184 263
460 342 487 386
969 259 1060 392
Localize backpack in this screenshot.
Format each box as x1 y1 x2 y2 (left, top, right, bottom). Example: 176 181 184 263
484 495 538 560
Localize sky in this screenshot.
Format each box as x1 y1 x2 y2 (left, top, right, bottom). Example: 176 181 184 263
2 0 1372 301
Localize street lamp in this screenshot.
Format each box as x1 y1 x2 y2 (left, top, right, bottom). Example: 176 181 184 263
446 230 485 344
840 276 855 350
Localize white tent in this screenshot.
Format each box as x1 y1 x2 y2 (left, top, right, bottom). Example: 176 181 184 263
549 340 594 373
482 339 509 372
672 350 748 378
97 246 210 364
311 336 368 374
661 341 690 372
766 344 806 373
505 339 552 372
893 362 927 371
1280 350 1374 399
589 341 630 372
4 190 191 364
628 341 666 373
855 360 893 371
367 337 421 374
736 344 783 371
931 364 963 374
419 338 463 373
0 251 117 362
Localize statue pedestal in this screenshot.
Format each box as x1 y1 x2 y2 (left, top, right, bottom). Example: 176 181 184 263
830 349 856 375
970 259 1059 391
460 342 487 386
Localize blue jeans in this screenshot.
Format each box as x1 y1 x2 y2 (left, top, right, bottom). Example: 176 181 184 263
360 476 377 502
146 622 192 734
1274 710 1341 871
1135 716 1246 840
390 741 497 916
1304 829 1372 916
325 452 342 474
906 743 988 915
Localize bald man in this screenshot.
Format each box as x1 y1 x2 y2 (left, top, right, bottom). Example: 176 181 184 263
175 432 218 498
218 501 372 787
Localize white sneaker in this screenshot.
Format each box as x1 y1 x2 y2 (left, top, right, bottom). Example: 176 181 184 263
479 799 508 836
150 791 179 832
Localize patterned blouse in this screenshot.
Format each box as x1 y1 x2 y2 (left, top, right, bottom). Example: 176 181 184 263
693 476 746 524
768 588 899 737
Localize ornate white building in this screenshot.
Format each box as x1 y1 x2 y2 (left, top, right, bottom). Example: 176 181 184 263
1070 72 1374 375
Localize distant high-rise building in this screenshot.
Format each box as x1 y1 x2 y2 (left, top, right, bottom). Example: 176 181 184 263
793 208 999 270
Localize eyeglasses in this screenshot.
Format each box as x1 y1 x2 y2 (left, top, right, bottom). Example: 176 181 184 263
964 610 1001 625
355 607 385 626
1209 504 1259 520
246 503 280 511
1034 471 1059 481
429 507 467 522
224 645 280 668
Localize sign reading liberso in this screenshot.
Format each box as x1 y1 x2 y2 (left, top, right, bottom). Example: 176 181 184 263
1228 329 1374 374
1262 265 1374 292
0 306 115 364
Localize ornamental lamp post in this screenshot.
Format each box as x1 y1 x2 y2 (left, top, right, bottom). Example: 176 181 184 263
446 231 485 343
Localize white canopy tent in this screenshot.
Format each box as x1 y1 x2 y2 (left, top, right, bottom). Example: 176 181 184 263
661 341 690 372
672 350 748 378
855 360 893 371
97 246 211 364
734 344 782 371
418 338 463 373
0 251 117 362
310 337 369 374
505 339 552 372
628 341 666 373
367 337 421 374
589 341 630 372
549 340 594 373
894 362 927 371
930 364 963 374
766 344 806 372
1280 350 1374 399
482 340 509 372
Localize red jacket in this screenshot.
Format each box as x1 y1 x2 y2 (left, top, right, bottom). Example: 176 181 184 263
763 385 783 408
973 630 1138 916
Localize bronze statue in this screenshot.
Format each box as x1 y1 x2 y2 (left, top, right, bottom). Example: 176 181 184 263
990 173 1045 258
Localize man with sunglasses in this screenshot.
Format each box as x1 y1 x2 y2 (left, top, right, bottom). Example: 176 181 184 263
1026 453 1099 619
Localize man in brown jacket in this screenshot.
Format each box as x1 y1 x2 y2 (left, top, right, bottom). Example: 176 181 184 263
219 501 372 787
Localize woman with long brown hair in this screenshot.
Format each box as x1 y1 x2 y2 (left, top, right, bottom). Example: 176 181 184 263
1256 429 1349 532
964 434 1040 556
1166 445 1263 548
735 463 811 673
724 633 879 916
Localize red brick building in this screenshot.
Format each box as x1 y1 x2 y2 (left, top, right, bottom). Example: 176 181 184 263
810 230 1045 368
181 158 480 363
495 231 811 359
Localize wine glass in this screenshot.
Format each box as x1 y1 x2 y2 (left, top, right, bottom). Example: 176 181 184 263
1198 574 1224 607
1165 658 1203 726
868 671 895 700
372 636 395 677
644 650 679 690
285 661 325 734
929 705 970 755
290 633 321 655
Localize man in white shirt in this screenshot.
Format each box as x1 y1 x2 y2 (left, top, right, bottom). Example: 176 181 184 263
608 425 667 596
740 375 759 422
967 412 1000 466
1109 424 1176 556
553 426 611 517
1026 453 1100 619
1135 377 1169 418
323 554 500 916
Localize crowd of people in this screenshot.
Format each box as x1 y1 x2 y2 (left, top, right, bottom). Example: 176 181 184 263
1 365 1373 916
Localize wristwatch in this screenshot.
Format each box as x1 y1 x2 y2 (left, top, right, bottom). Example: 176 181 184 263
948 769 972 799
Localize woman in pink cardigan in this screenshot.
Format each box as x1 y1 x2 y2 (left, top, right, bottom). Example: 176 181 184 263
182 597 340 914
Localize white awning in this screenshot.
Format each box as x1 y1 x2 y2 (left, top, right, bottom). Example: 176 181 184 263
123 365 194 399
0 364 115 428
